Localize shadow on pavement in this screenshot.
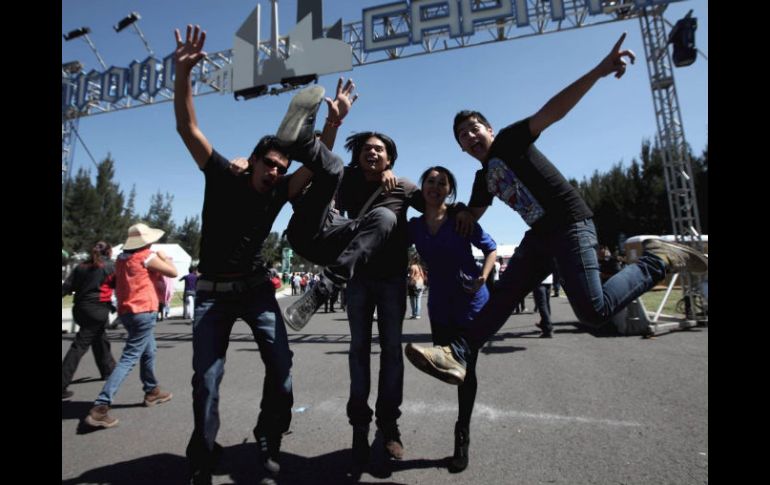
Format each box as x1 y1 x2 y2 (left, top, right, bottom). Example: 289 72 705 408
61 453 189 485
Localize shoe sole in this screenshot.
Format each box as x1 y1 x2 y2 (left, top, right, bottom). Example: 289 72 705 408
404 344 464 385
276 86 325 143
144 393 173 407
85 415 119 428
282 307 308 332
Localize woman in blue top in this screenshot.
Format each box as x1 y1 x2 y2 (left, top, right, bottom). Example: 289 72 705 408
407 166 497 472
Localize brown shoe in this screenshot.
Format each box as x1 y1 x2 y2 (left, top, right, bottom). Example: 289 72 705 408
85 404 119 428
144 387 173 407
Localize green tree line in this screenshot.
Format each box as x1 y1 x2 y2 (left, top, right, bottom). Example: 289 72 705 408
62 155 201 261
570 140 708 252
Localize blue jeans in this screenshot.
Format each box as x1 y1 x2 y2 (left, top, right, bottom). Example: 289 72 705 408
453 219 666 361
409 287 424 317
186 283 293 470
94 311 159 405
345 274 405 428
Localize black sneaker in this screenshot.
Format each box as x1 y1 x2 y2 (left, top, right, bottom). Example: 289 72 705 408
283 283 330 331
276 86 325 147
257 434 282 476
189 469 212 485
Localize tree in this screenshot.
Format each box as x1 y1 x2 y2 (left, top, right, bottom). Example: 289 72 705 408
62 167 100 255
575 140 708 252
260 231 282 267
122 184 139 231
144 191 176 242
174 215 202 260
93 155 127 245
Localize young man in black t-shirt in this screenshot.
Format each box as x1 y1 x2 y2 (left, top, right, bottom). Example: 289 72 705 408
405 33 709 386
173 25 344 484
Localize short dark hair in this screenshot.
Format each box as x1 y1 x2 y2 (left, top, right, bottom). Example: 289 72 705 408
452 110 493 144
418 165 457 204
343 132 398 168
250 135 290 162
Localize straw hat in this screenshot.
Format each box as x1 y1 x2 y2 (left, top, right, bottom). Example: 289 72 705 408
123 223 165 250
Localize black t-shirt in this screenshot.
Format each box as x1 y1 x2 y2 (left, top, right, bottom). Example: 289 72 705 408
468 118 593 232
198 149 290 277
61 261 115 305
338 166 423 278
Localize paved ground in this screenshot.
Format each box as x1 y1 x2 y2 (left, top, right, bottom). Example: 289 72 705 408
62 293 708 484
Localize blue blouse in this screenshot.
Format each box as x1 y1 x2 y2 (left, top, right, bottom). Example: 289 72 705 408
408 215 497 328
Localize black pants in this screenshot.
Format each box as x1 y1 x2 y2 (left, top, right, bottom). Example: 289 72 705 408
431 322 478 428
286 139 397 287
533 284 553 333
62 302 116 390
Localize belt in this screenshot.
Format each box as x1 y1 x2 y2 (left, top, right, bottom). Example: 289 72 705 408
197 280 237 292
197 275 269 293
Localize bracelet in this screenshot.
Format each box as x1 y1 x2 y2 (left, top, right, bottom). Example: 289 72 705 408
325 118 342 128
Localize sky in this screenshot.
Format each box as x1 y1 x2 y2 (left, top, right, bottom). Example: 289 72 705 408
62 0 708 247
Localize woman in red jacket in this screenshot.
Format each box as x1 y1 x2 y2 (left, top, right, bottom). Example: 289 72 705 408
85 223 178 429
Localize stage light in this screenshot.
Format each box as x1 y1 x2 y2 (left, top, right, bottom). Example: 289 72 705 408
63 27 91 41
114 12 141 33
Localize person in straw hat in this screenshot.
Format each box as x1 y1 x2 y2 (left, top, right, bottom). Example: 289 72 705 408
84 223 178 429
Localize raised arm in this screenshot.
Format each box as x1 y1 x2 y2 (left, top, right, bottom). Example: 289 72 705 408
147 250 178 278
319 77 358 151
529 32 636 137
173 25 213 169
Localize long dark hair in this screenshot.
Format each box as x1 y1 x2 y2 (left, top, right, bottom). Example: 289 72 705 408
85 241 112 268
418 165 457 204
343 131 398 168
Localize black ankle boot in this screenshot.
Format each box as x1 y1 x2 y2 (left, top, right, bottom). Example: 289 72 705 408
449 422 469 473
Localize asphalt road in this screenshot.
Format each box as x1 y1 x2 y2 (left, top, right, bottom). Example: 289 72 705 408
62 292 708 484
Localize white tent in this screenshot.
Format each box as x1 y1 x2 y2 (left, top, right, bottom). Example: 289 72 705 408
471 244 517 261
112 243 192 291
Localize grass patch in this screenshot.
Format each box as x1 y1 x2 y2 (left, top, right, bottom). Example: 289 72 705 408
639 287 685 317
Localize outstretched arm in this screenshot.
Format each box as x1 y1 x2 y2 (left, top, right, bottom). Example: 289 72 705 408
529 32 636 137
319 77 358 151
173 25 213 169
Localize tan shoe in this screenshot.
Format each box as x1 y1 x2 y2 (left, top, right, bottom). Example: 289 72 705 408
643 239 708 274
405 343 466 385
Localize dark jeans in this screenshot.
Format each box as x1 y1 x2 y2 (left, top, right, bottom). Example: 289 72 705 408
286 140 397 288
186 282 293 472
452 219 666 362
62 302 116 391
345 274 405 428
533 284 553 333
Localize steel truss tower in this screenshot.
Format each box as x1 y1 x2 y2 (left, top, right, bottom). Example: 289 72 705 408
636 3 706 329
